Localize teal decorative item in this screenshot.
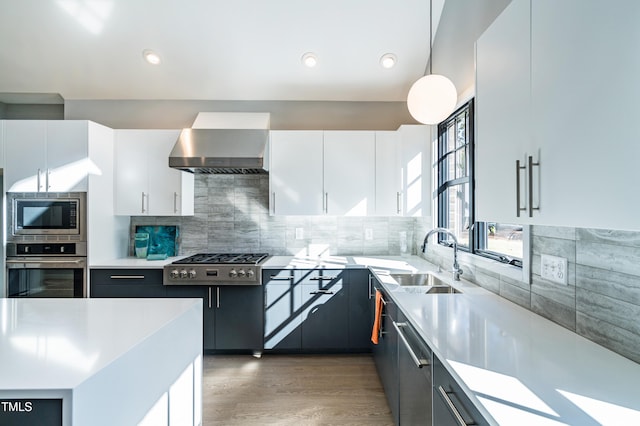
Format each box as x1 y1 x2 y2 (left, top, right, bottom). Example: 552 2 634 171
135 226 178 257
134 233 149 258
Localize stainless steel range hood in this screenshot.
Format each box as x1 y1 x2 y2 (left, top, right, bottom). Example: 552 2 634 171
169 128 268 174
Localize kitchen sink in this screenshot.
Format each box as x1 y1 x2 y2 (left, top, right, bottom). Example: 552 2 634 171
388 272 462 294
398 285 462 294
389 272 449 287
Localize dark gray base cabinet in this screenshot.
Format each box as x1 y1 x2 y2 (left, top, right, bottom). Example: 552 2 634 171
433 356 489 426
166 285 263 352
90 268 262 352
263 268 372 352
372 278 399 426
397 311 432 425
90 269 166 297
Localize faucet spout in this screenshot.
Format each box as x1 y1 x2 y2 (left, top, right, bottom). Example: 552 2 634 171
421 227 463 281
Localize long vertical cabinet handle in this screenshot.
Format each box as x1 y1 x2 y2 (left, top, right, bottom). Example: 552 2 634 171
393 322 430 368
37 168 42 192
208 287 212 309
438 386 469 426
368 274 373 299
396 192 402 215
46 169 51 191
515 160 526 217
324 192 329 214
173 192 178 213
216 287 220 309
528 155 540 217
272 192 276 215
141 192 146 214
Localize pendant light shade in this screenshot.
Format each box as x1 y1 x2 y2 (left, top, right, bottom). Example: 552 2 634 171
407 74 457 125
407 0 457 125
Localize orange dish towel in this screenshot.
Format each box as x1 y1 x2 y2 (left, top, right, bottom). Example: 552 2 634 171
371 289 384 344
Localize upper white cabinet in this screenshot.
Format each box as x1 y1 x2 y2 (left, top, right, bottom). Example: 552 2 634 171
323 131 375 216
270 127 430 217
375 131 402 216
475 0 532 224
476 0 640 230
398 125 432 217
115 130 194 216
4 120 94 192
530 0 640 230
269 131 324 215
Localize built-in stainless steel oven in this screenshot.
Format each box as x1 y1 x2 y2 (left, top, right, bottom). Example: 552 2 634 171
6 245 87 298
6 193 87 298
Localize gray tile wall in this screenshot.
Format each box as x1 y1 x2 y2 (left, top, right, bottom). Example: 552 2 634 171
131 174 416 257
422 224 640 364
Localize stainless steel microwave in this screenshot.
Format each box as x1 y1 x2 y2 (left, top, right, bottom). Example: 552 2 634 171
8 192 86 239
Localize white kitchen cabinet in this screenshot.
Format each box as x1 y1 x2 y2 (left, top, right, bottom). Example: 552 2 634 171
269 130 324 215
375 131 402 216
398 125 432 217
530 0 640 230
115 129 194 216
476 0 640 230
4 120 94 192
475 0 532 224
0 121 5 169
270 128 430 217
323 131 375 216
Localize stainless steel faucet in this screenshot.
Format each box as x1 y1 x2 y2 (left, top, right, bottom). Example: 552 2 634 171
421 227 463 281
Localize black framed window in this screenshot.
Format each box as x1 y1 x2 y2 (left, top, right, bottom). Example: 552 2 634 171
436 99 523 267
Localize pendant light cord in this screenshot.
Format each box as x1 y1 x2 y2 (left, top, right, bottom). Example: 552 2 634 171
429 0 432 76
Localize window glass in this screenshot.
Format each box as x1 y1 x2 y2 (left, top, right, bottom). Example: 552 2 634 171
436 99 523 266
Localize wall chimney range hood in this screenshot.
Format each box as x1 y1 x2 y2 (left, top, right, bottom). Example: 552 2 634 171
169 128 268 174
169 112 270 174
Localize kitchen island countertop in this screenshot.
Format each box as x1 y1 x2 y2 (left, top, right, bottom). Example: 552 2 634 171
0 298 202 425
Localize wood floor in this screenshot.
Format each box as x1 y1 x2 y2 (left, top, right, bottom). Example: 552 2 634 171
202 354 393 425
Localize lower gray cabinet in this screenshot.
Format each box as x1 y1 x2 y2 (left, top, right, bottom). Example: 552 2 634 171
433 353 489 426
372 279 399 425
90 269 166 297
263 268 370 352
397 311 432 425
348 269 374 350
167 285 263 352
166 285 214 349
215 285 263 350
300 270 348 350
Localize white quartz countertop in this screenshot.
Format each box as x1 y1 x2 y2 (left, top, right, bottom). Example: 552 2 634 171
377 271 640 425
90 256 185 268
0 298 201 390
263 255 436 273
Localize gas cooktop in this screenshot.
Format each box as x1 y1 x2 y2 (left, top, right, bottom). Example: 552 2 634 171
163 253 270 286
172 253 269 265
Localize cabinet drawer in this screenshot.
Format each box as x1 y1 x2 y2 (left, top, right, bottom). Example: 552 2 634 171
91 269 163 285
296 269 344 285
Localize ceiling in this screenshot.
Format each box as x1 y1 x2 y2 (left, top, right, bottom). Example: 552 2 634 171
0 0 449 103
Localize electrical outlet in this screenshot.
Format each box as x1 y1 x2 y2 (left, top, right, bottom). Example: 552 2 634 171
541 254 568 285
295 227 304 240
365 228 373 240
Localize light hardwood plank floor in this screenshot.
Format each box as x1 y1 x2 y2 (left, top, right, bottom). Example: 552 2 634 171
202 354 393 426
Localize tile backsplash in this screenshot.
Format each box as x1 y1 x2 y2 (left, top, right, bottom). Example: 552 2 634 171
131 174 416 257
423 225 640 364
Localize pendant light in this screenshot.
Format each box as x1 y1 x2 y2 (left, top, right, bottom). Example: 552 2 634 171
407 0 457 125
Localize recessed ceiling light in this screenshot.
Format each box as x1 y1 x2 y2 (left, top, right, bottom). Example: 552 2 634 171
380 53 397 69
143 49 161 65
301 52 318 68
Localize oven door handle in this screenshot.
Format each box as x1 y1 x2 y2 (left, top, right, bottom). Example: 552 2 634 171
6 259 86 268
